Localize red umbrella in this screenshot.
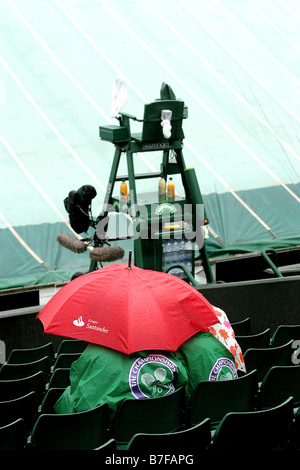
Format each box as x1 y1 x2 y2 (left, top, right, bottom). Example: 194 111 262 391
37 263 218 355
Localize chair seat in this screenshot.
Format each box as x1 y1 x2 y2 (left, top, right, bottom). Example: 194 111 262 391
243 340 293 382
259 365 300 409
120 99 185 144
189 370 258 427
55 340 87 357
40 388 66 414
131 132 143 141
0 356 51 382
115 386 186 449
52 353 81 371
48 368 70 389
0 371 46 405
271 324 300 347
231 317 251 336
0 419 27 451
212 397 294 451
236 328 271 353
30 403 110 450
126 418 211 454
6 342 54 365
0 391 38 434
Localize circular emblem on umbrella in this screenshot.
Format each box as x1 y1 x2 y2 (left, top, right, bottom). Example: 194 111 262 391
129 354 178 399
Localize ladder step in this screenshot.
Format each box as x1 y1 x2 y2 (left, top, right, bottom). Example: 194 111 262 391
115 172 162 181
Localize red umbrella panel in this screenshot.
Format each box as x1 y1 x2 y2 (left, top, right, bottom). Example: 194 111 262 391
37 263 219 355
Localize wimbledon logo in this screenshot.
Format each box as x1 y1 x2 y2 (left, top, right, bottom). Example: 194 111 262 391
209 357 238 381
129 354 178 399
155 203 177 215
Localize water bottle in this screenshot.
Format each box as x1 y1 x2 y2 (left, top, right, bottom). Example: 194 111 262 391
162 240 172 269
158 177 166 201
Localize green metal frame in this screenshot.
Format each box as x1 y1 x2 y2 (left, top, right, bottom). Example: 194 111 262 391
98 95 214 284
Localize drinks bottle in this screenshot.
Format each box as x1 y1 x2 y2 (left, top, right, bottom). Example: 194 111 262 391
158 177 166 201
120 179 128 200
167 178 175 199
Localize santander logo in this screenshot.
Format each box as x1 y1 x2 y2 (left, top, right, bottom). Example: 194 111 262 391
73 316 85 327
72 316 109 334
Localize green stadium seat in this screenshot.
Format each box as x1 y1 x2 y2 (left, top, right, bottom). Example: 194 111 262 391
39 387 65 414
243 340 293 382
271 324 300 347
212 396 294 451
55 340 87 357
115 386 186 449
6 342 54 365
94 438 117 452
189 370 258 428
52 353 81 371
0 371 46 404
0 391 38 434
289 406 300 449
259 365 300 409
0 356 51 382
30 403 110 450
0 418 27 450
231 317 251 336
236 328 271 354
126 418 211 454
48 367 70 389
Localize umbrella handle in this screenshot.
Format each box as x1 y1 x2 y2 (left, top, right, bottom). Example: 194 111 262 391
128 250 132 269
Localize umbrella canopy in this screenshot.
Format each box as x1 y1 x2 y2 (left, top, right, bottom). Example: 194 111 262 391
37 263 218 355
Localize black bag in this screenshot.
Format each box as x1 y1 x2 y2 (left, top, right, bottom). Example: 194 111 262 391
64 185 97 234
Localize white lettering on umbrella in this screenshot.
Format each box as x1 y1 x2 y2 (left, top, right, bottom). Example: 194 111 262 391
72 316 108 333
86 322 109 333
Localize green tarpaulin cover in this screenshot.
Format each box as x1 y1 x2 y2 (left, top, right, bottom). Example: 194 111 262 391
2 1 300 290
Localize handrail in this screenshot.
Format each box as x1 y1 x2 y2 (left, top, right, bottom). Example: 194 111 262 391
163 263 201 286
261 249 283 278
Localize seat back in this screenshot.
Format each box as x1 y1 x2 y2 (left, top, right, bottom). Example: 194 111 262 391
260 365 300 408
115 386 186 448
271 324 300 347
126 418 211 454
31 403 110 450
243 340 293 382
0 418 27 451
131 100 185 143
212 396 294 451
7 342 54 365
0 371 46 404
94 438 117 453
236 328 270 354
48 368 70 389
0 391 38 434
52 353 81 371
0 356 51 382
40 388 66 414
56 340 87 356
190 370 258 427
231 317 251 336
